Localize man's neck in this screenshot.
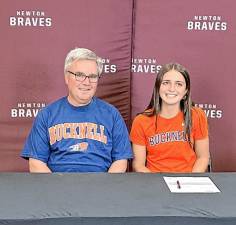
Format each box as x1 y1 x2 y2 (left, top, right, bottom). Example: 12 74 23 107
67 96 92 107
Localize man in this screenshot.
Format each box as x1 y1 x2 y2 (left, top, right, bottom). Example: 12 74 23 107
21 47 132 173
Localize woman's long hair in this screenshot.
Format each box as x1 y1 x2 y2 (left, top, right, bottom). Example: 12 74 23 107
143 63 193 145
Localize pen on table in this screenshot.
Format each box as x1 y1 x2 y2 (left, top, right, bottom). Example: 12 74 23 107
177 180 181 189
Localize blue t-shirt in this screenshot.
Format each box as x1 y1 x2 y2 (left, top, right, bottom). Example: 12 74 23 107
21 97 133 172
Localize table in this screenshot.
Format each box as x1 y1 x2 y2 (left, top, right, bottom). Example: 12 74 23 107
0 172 235 225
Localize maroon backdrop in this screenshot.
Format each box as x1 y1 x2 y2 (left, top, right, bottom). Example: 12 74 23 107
0 0 133 171
1 0 236 172
132 0 236 171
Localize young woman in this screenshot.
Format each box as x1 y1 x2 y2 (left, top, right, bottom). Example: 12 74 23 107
130 63 209 173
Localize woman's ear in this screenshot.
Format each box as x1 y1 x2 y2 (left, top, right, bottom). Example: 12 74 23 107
184 89 188 98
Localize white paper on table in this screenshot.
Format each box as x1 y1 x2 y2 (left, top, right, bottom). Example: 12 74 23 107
163 176 221 193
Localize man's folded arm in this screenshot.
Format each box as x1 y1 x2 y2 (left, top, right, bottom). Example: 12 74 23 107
29 158 52 173
108 159 128 173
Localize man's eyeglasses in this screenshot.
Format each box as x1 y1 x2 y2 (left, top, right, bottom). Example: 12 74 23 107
67 71 99 83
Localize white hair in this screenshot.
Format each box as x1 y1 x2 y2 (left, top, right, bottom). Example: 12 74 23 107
64 47 103 76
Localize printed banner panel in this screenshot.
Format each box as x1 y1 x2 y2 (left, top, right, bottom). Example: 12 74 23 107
132 0 236 171
0 0 133 171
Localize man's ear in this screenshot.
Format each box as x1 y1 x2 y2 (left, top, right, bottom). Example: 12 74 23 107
64 75 69 85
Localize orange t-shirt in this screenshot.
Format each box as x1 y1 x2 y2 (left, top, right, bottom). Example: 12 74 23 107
130 107 208 173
